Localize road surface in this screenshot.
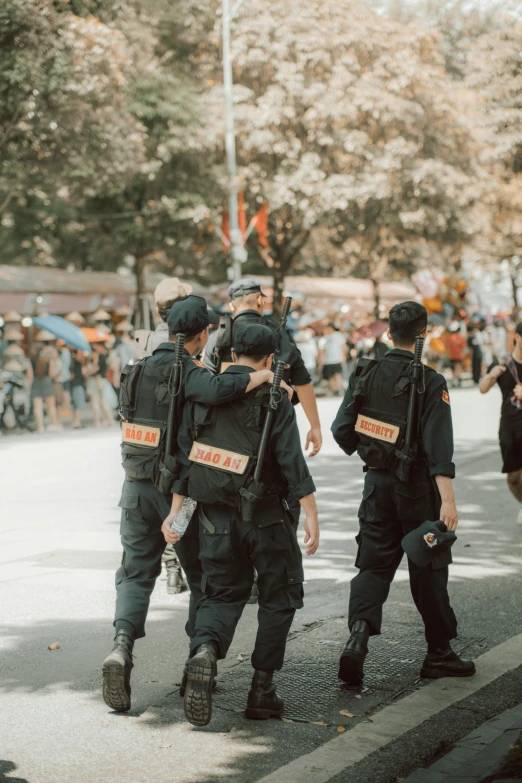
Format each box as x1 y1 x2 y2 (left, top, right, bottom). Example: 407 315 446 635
1 386 521 783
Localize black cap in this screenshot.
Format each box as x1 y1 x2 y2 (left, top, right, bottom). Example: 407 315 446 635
167 295 209 336
233 324 276 356
228 278 266 300
402 520 456 568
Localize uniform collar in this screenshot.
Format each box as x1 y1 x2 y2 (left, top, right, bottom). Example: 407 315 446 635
232 310 262 320
223 363 255 374
152 341 188 355
386 348 414 359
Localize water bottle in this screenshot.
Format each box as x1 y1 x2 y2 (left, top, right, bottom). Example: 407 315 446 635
170 497 197 536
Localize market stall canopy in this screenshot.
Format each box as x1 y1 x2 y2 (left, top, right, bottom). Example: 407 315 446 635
33 316 91 352
0 265 204 316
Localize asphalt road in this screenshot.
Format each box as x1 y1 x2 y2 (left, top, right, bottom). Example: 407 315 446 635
1 385 521 783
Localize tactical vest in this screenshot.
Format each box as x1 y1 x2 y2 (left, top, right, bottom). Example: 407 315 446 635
351 356 426 472
213 313 298 400
118 357 176 488
188 386 277 507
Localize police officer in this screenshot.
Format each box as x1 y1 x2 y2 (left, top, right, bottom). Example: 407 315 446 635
163 324 320 727
204 278 323 461
102 297 283 712
331 302 476 686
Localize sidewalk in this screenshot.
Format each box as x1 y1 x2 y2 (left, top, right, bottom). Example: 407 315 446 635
402 705 522 782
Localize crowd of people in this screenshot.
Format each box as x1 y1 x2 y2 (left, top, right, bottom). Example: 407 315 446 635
0 293 517 435
0 309 135 434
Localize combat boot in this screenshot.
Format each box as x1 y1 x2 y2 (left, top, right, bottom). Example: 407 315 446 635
102 630 134 712
420 645 476 679
184 643 218 727
180 651 218 697
166 562 186 594
245 670 284 720
338 620 370 686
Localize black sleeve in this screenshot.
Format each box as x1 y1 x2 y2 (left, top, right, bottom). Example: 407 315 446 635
270 398 316 500
202 331 219 375
421 373 455 478
184 361 249 404
331 374 359 455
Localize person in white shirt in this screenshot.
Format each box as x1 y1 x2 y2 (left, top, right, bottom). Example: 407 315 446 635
318 324 347 395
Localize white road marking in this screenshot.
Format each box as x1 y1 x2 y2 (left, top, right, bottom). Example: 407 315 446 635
255 633 522 783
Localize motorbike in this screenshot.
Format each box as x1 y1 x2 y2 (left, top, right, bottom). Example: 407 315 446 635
0 371 31 431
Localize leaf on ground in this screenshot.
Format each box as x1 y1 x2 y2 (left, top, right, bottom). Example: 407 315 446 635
339 710 355 718
388 641 400 645
237 654 245 662
464 544 471 548
337 726 346 733
281 717 294 723
48 642 60 651
355 695 362 699
312 721 327 726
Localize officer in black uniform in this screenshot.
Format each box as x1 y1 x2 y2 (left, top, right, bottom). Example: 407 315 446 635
165 324 320 727
102 297 282 712
331 301 476 686
204 278 322 463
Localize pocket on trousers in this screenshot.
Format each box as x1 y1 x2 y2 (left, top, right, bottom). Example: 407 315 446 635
285 566 304 609
394 481 433 523
357 483 375 520
119 483 148 536
254 512 290 552
198 508 233 561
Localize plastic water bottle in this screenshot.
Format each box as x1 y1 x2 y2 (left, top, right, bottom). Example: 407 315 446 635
170 498 197 537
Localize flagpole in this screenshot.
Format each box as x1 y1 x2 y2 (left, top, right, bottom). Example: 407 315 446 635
223 0 247 282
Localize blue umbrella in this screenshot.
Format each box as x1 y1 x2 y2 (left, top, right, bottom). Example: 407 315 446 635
33 315 92 353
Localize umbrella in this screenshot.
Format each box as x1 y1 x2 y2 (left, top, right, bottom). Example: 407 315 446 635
81 327 111 343
33 315 91 353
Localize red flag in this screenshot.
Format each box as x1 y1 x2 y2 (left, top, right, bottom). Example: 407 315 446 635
221 210 230 251
238 191 247 240
251 202 269 248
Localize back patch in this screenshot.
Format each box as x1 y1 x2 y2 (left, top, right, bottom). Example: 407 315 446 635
355 414 400 444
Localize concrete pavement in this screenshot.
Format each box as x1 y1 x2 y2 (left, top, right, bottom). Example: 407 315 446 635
1 386 522 783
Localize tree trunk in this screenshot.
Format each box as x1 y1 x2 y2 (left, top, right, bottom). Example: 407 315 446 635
371 278 380 321
135 254 148 329
511 271 519 320
271 257 286 321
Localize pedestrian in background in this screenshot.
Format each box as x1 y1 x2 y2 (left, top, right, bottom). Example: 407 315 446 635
30 333 61 433
318 323 346 396
479 321 522 526
85 344 114 427
70 350 88 429
467 323 483 385
294 330 318 383
443 322 466 388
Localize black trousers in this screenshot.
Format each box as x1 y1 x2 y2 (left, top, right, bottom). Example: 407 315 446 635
114 480 202 639
349 470 458 648
191 497 304 672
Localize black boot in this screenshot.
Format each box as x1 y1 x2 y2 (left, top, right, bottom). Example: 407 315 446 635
245 670 284 720
184 643 218 727
167 562 186 594
338 620 370 686
421 645 476 679
102 630 134 712
180 653 218 697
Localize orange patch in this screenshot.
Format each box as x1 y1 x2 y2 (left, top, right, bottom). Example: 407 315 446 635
193 359 205 367
189 441 249 475
442 390 450 405
121 422 161 448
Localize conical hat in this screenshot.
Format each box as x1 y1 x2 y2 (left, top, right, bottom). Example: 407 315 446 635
92 308 111 321
116 320 133 332
3 311 22 323
116 305 133 317
4 344 24 356
3 359 23 372
65 311 85 324
35 330 56 341
4 328 23 341
96 323 111 334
